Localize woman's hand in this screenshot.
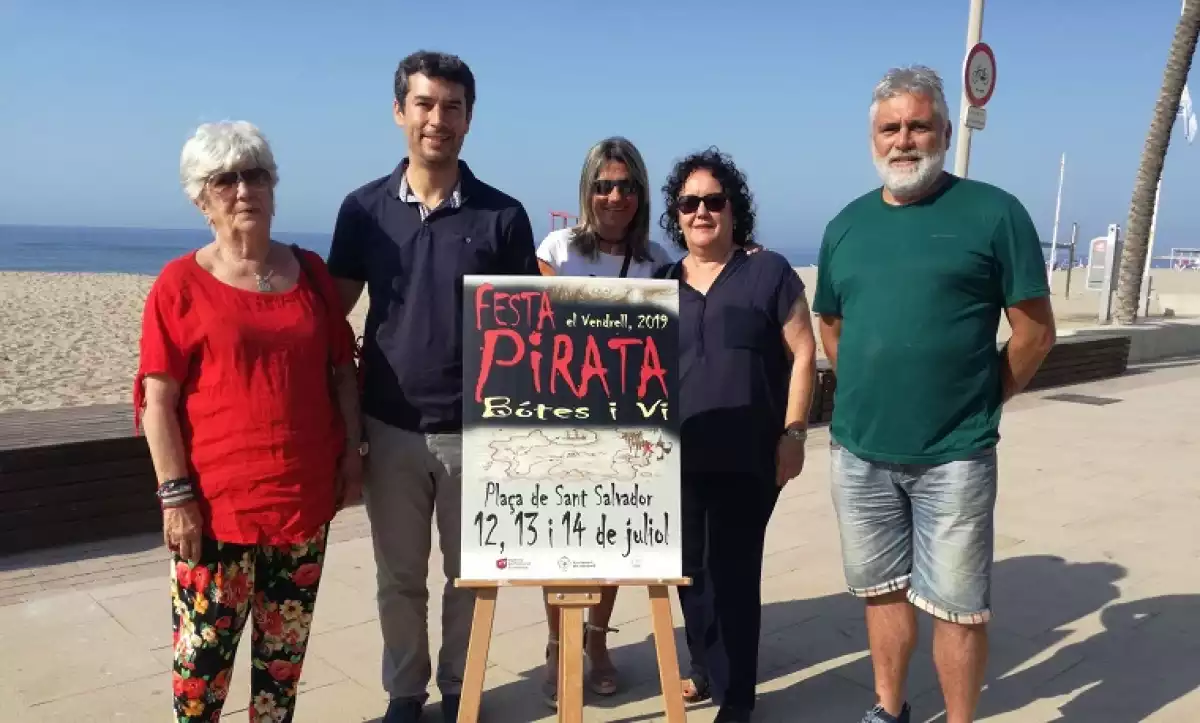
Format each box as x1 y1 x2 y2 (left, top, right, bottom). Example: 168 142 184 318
164 502 204 562
776 435 807 488
336 452 364 510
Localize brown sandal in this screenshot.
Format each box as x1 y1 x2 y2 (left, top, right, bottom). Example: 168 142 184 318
585 622 620 696
543 636 559 709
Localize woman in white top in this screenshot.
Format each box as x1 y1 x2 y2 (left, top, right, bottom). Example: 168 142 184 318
536 137 671 280
536 137 668 707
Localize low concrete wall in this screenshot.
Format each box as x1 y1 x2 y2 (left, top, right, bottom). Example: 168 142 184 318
1153 293 1200 317
1059 318 1200 364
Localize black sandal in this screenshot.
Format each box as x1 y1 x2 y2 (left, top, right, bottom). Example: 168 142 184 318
681 675 711 703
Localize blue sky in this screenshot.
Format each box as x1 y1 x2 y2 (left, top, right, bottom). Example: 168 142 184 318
0 0 1196 257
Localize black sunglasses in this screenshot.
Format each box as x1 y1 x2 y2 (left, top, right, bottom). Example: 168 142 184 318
208 167 271 190
592 179 638 197
677 193 727 214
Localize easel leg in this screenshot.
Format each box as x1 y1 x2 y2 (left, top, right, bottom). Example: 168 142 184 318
558 604 586 723
546 587 602 723
648 585 687 722
458 587 497 723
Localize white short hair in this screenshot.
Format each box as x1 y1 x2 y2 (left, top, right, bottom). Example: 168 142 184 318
869 65 951 129
179 121 279 203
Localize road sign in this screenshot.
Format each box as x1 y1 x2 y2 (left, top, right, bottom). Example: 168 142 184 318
964 42 996 107
964 105 987 130
1086 236 1109 291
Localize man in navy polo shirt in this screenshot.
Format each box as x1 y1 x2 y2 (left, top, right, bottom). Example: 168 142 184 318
326 50 538 723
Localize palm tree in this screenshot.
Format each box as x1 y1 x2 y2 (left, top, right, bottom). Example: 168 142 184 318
1114 0 1200 324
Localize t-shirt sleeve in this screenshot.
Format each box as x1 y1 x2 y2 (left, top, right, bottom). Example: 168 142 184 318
326 194 368 282
500 205 540 275
993 197 1051 306
133 272 192 429
305 251 357 367
771 254 806 327
812 223 841 316
535 230 560 267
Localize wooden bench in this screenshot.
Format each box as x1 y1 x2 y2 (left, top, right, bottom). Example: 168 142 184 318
808 332 1131 425
810 364 837 425
1022 333 1132 391
0 405 159 556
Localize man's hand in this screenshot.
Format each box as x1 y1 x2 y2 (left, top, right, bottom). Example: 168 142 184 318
776 434 807 488
164 502 203 562
336 452 364 510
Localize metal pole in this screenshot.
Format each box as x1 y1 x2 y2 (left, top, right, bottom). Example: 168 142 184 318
1065 222 1078 299
1099 224 1121 323
952 0 986 178
1140 178 1163 318
1047 152 1066 288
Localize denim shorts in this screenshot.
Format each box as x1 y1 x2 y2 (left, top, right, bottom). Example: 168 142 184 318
829 442 998 624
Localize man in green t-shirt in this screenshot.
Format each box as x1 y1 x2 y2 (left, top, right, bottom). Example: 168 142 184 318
813 66 1055 723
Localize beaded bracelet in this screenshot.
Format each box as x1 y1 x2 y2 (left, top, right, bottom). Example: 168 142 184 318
156 478 195 509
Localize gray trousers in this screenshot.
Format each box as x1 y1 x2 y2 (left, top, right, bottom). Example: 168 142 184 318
362 415 475 702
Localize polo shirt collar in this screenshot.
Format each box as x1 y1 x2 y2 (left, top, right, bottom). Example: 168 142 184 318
392 158 475 213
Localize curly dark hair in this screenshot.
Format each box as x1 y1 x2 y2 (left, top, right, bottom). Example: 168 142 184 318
394 50 476 115
659 147 756 251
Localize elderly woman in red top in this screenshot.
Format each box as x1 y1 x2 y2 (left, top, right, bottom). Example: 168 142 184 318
136 120 361 723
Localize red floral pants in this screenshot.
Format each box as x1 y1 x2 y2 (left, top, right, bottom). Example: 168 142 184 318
170 525 328 722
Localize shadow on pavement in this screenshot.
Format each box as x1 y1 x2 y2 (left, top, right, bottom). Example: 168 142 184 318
0 531 162 572
411 554 1197 722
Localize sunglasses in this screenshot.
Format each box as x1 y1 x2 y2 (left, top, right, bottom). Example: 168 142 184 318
593 179 638 197
208 168 272 191
677 193 727 214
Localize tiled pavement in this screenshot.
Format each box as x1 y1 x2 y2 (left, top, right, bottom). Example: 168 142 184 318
2 358 1199 721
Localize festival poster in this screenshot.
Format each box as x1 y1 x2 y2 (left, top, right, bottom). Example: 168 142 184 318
460 275 681 581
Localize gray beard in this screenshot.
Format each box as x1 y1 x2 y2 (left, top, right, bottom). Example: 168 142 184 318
874 148 947 200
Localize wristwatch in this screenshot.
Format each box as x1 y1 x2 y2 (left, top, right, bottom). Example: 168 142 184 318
784 425 808 442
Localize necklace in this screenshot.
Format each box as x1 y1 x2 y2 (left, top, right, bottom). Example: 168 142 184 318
254 269 274 292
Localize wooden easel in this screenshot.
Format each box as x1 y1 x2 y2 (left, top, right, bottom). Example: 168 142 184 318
455 578 691 723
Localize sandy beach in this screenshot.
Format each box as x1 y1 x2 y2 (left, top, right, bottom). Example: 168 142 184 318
0 271 367 412
2 268 1196 413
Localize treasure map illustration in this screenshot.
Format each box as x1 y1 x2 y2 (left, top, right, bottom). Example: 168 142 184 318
477 428 675 483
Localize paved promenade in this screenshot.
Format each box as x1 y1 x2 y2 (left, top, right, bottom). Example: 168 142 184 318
2 359 1198 721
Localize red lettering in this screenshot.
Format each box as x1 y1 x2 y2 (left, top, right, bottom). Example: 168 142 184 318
578 335 611 398
550 336 580 396
607 339 641 394
474 285 557 331
475 329 525 402
638 337 669 398
529 332 543 393
473 283 494 331
492 291 510 327
536 291 557 331
474 324 668 403
521 292 536 327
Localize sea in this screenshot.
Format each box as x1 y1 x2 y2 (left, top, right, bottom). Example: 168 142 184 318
0 224 821 275
0 225 333 275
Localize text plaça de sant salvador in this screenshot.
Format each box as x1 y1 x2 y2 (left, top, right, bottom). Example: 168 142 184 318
476 481 669 558
473 284 670 420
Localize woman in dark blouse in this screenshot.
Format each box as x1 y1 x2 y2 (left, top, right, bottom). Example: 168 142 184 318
654 148 817 723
